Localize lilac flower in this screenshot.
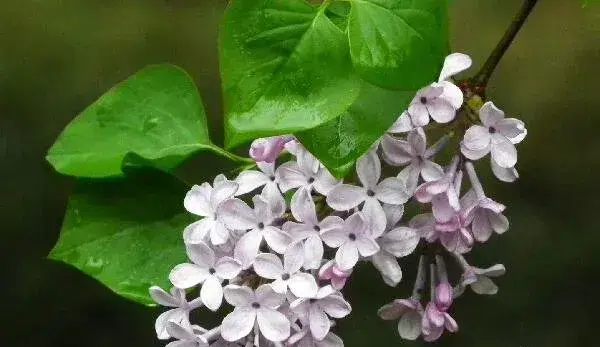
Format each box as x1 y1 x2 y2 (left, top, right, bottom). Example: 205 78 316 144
421 301 458 342
389 53 472 132
326 150 410 223
221 284 290 342
218 195 291 268
234 162 279 196
276 147 339 196
249 135 293 163
318 260 352 290
149 286 203 340
165 321 209 347
380 128 445 193
183 178 238 245
492 160 520 182
321 212 380 270
282 187 343 270
378 298 424 340
432 207 474 254
415 156 461 223
290 285 351 340
169 242 242 311
460 101 527 168
253 242 318 297
464 162 509 242
453 255 506 296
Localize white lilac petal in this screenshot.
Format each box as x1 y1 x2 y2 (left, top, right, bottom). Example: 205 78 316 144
489 212 509 234
470 276 499 295
256 308 291 342
397 163 420 194
253 253 284 279
356 150 381 188
316 332 344 347
371 251 403 287
170 264 209 289
184 185 211 217
471 210 494 242
383 203 404 230
398 310 422 340
475 264 506 277
309 304 331 340
233 229 263 268
284 241 305 274
149 286 180 307
335 242 359 270
200 276 223 311
420 160 444 181
288 273 318 298
276 161 306 192
463 125 491 151
234 169 270 195
375 177 410 205
221 308 256 342
263 226 292 254
186 242 215 268
210 221 230 245
183 219 211 244
407 102 430 127
313 168 340 196
380 135 413 165
155 308 186 339
223 285 255 307
291 187 318 225
326 184 366 211
218 198 256 230
262 184 286 217
439 80 463 109
321 227 349 248
491 160 519 182
319 216 344 233
490 133 518 168
256 284 286 308
320 295 352 318
496 118 527 143
408 128 426 155
362 198 387 238
214 257 242 280
460 142 490 161
438 52 472 82
303 235 324 270
479 101 505 127
428 97 456 123
355 237 380 257
211 181 238 207
381 227 420 257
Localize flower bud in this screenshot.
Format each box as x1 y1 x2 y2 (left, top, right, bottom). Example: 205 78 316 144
434 282 453 311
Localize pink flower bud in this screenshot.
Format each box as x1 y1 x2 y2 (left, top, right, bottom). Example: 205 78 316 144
319 260 352 290
434 282 453 311
249 135 293 163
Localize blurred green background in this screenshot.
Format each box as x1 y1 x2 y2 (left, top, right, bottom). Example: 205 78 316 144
1 0 599 346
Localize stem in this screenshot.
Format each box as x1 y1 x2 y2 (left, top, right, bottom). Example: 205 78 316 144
412 255 428 299
465 161 485 199
474 0 539 85
435 255 448 283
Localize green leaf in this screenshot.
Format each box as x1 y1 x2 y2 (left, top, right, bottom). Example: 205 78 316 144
583 0 599 7
297 81 413 177
220 0 361 149
348 0 449 89
47 64 248 178
48 168 192 305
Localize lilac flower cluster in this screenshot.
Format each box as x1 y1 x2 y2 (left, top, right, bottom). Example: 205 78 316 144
150 53 527 346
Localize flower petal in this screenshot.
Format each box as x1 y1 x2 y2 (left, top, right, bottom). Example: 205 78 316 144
184 185 211 217
382 227 420 257
355 236 380 257
471 210 493 242
291 187 318 224
471 276 499 295
182 219 211 244
200 276 223 311
420 160 444 181
256 284 286 308
303 235 324 270
253 253 284 280
479 101 505 126
169 264 208 289
407 102 430 127
288 272 318 298
438 53 472 81
439 80 463 109
326 184 366 211
491 160 519 182
362 198 387 238
309 305 331 340
256 308 291 342
490 133 517 168
428 98 456 123
149 286 179 307
388 112 413 133
321 227 349 248
221 308 256 342
276 161 306 192
398 310 423 340
335 242 359 270
380 135 413 166
211 181 238 207
375 177 410 205
460 142 490 161
234 229 263 268
314 168 340 196
235 170 270 195
215 257 242 280
223 285 255 307
463 125 491 151
496 118 527 144
283 241 305 274
263 226 292 254
218 198 256 230
371 251 403 287
185 241 215 268
356 150 381 188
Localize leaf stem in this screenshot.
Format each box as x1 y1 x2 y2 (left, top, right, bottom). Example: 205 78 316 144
210 145 255 164
473 0 538 85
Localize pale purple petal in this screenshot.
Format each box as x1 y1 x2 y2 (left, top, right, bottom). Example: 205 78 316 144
408 102 430 127
218 198 256 230
291 187 318 224
491 160 519 182
321 228 349 248
388 112 414 133
223 285 255 307
149 286 180 307
496 118 527 144
233 229 263 268
438 53 472 81
309 305 331 340
362 198 387 238
185 242 215 268
439 80 463 109
420 160 444 181
398 310 423 340
253 253 284 279
313 168 340 196
200 275 223 311
355 237 380 257
375 177 410 204
398 163 420 194
335 242 359 270
182 219 211 244
380 135 413 166
381 227 420 257
210 221 230 245
408 128 427 155
326 185 366 211
471 210 493 242
356 150 381 188
235 170 270 196
303 235 324 270
263 226 292 254
184 185 211 217
490 133 517 168
288 273 318 298
256 284 286 308
428 98 456 123
371 251 403 287
460 142 490 161
276 161 306 192
283 241 305 274
256 308 291 342
489 212 509 234
383 203 405 230
214 257 242 280
471 276 499 295
479 101 504 127
211 181 238 207
463 125 491 151
221 308 256 342
319 295 352 318
169 264 208 289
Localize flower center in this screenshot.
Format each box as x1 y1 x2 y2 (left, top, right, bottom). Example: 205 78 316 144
366 189 375 197
489 126 496 134
420 96 427 104
269 175 276 181
209 268 216 275
313 225 321 232
307 177 315 184
258 222 265 230
309 298 317 304
281 273 290 280
252 302 261 309
348 233 357 241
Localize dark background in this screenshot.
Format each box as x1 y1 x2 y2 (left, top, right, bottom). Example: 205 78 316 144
1 1 599 346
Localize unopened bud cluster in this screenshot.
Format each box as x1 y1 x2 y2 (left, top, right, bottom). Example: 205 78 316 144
150 53 527 346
